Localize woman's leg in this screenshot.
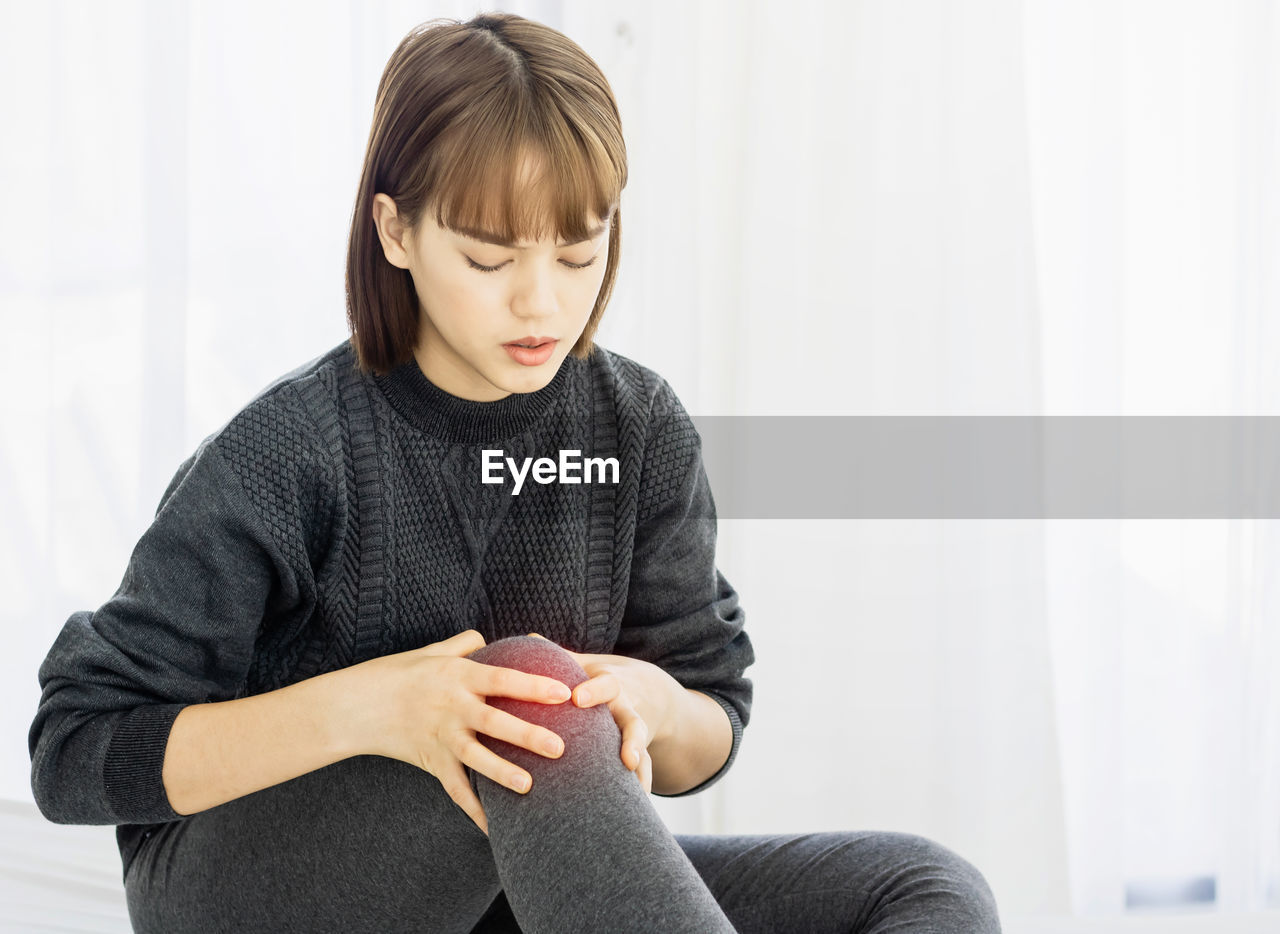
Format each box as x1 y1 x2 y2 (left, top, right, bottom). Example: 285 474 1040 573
676 831 1002 934
124 749 502 933
466 636 736 934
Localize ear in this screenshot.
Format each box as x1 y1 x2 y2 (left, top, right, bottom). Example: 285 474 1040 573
372 193 412 270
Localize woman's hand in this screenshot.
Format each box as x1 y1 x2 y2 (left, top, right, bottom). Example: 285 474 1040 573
528 634 683 794
345 630 572 835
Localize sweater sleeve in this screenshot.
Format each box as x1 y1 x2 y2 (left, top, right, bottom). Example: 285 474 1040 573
613 379 754 797
28 388 331 826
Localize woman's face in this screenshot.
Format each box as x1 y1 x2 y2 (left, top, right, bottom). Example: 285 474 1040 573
374 194 610 402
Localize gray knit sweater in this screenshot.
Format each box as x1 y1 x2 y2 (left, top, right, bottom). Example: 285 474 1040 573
28 341 753 873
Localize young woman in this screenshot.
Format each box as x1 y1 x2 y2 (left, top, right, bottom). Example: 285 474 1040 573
29 13 1002 933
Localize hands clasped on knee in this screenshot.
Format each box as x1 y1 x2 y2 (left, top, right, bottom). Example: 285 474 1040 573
341 630 664 835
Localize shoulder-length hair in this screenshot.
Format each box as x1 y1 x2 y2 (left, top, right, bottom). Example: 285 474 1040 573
345 13 628 375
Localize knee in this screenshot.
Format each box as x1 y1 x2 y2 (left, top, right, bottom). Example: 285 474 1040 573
467 635 589 689
876 833 1002 933
467 636 618 770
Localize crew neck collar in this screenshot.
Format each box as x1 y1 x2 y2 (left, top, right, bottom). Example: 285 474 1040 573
372 356 574 444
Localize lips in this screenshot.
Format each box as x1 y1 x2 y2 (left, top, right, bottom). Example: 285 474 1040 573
502 338 559 366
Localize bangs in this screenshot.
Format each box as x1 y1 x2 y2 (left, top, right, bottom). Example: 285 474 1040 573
423 91 623 244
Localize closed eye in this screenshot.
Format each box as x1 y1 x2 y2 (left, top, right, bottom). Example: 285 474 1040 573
465 256 598 273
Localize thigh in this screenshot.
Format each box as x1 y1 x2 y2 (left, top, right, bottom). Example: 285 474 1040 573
125 754 501 934
676 831 1001 934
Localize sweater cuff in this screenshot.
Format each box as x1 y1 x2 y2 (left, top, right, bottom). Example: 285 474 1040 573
103 704 187 824
654 691 744 798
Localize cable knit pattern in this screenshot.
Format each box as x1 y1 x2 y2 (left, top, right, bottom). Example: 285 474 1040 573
214 382 338 693
29 340 754 859
214 387 333 571
636 380 703 529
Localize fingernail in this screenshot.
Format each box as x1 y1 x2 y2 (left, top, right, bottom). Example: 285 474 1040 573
513 774 530 793
576 690 591 706
543 737 563 757
552 685 571 701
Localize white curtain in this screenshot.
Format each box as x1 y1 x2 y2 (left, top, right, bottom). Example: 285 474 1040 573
4 0 1278 925
1024 0 1280 916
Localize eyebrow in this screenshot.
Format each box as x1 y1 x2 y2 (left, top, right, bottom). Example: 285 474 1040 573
450 220 610 250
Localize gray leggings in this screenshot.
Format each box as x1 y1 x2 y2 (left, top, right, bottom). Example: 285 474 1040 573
124 637 1001 933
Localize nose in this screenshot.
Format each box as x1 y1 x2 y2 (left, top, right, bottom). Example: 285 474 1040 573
510 261 558 321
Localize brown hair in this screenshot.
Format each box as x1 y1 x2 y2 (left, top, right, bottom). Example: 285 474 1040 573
345 13 628 374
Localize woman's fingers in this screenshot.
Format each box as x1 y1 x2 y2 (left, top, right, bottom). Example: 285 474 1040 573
572 671 620 708
620 707 648 768
609 696 650 780
638 748 653 793
472 701 565 759
470 659 572 704
440 761 489 836
456 735 535 795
